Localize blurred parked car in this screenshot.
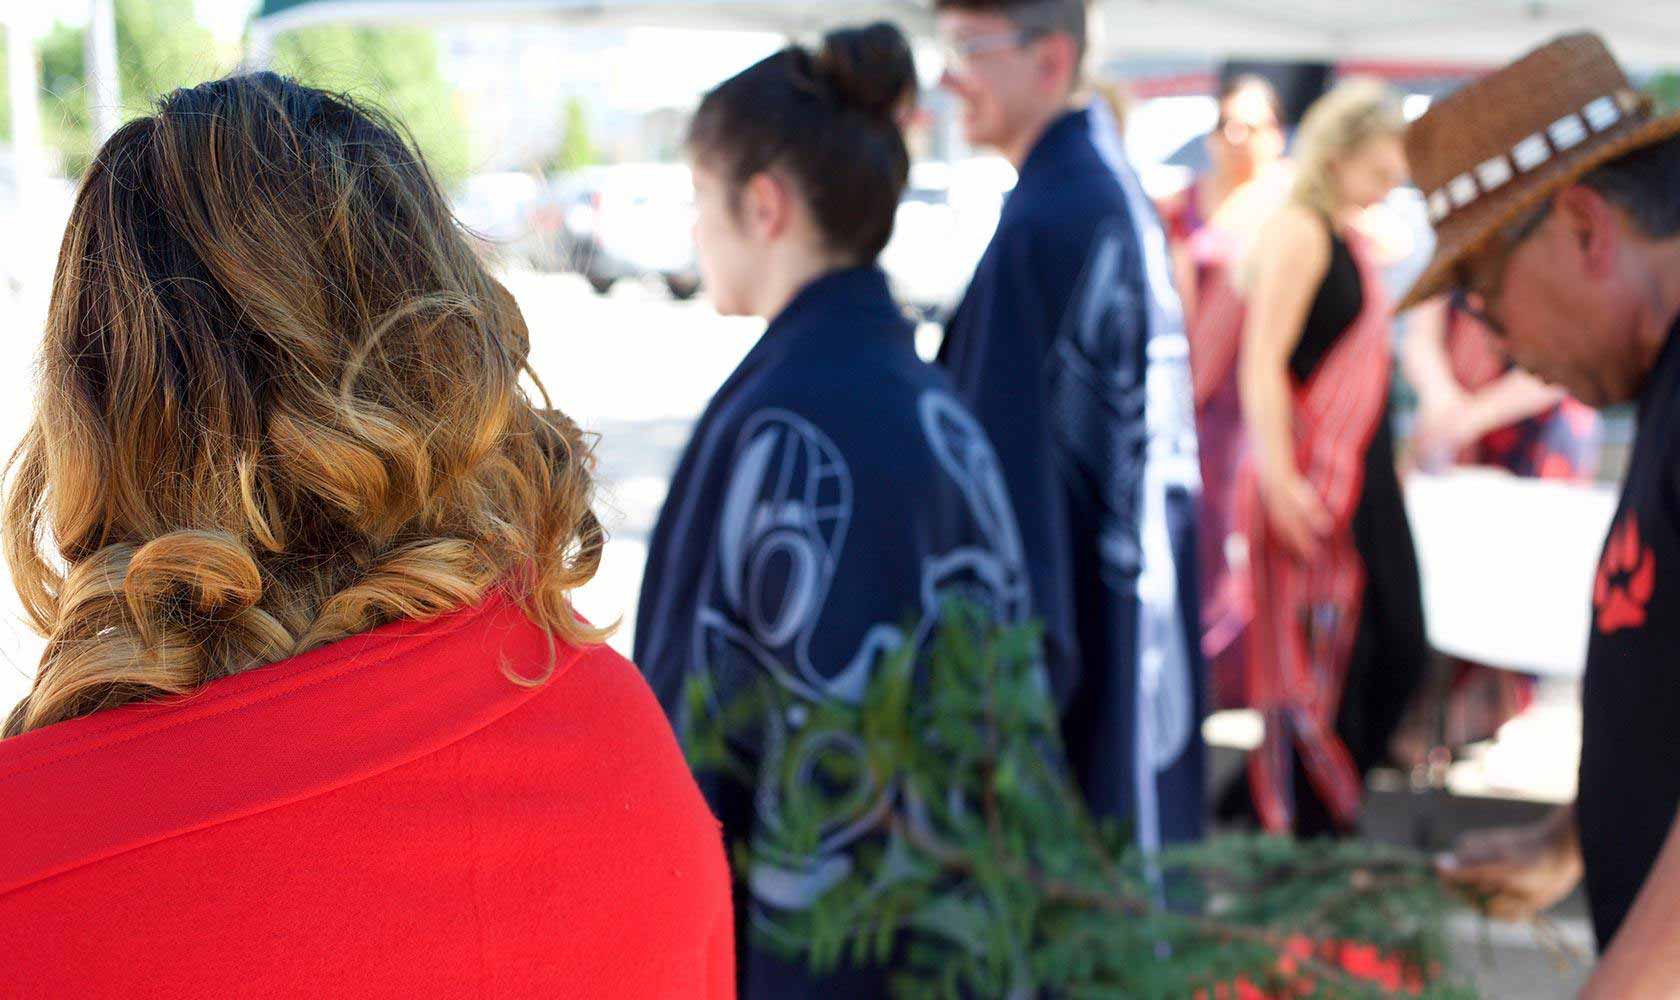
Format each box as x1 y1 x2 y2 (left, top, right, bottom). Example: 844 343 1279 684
545 164 701 300
453 171 547 266
880 160 1011 318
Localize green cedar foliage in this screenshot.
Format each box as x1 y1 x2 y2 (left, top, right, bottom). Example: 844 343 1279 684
685 601 1476 999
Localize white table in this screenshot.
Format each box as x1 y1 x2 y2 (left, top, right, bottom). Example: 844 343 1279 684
1403 469 1618 679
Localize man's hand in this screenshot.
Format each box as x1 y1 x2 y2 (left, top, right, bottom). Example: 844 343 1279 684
1436 805 1582 920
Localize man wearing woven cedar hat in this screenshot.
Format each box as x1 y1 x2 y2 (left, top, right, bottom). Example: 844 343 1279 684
1406 33 1680 992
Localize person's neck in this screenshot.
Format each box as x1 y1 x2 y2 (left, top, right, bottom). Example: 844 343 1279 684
1203 164 1256 215
753 249 856 322
1329 200 1367 233
1628 238 1680 382
1003 100 1076 171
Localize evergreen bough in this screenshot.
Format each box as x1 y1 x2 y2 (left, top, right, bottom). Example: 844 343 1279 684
685 601 1474 999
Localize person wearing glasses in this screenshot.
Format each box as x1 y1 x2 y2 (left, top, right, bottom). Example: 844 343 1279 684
1162 75 1290 328
1406 34 1680 996
1234 78 1425 838
934 0 1207 852
1160 75 1293 709
1392 288 1600 762
1406 189 1603 488
1406 288 1600 482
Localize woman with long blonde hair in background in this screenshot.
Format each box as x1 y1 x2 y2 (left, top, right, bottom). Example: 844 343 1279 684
1230 78 1428 838
0 73 733 997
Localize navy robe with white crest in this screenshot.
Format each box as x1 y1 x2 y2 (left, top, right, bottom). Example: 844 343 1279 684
939 105 1207 856
636 266 1035 997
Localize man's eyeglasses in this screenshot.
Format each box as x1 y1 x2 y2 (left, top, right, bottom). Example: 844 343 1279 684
938 28 1048 76
1451 201 1552 338
1213 116 1279 146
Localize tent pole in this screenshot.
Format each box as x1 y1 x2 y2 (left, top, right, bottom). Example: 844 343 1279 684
5 11 48 234
245 22 277 71
87 0 122 143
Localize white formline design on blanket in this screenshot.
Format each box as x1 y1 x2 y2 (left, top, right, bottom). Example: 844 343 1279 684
1048 199 1202 859
690 392 1030 932
1087 99 1203 790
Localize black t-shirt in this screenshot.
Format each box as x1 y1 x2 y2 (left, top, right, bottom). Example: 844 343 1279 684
1579 318 1680 949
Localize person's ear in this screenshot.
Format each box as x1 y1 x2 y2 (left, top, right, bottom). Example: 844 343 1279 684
895 94 925 133
1556 185 1619 282
741 171 792 242
1034 32 1078 98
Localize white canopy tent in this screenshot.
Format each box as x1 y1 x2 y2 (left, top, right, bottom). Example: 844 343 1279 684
251 0 1680 68
1093 1 1680 67
249 0 933 64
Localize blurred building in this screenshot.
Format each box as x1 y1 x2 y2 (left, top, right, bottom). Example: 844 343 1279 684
438 23 783 171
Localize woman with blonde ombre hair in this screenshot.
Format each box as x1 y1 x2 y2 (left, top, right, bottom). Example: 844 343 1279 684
1228 77 1429 838
0 73 732 997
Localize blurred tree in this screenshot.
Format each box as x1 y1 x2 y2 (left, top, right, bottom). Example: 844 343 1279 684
271 25 470 187
38 20 91 174
1651 71 1680 115
31 0 219 176
0 28 10 141
547 96 596 175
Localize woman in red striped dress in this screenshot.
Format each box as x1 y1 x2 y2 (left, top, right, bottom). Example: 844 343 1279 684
1232 79 1429 837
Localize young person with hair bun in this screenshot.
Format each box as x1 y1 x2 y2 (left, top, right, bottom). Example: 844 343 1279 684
0 73 732 997
636 22 1035 997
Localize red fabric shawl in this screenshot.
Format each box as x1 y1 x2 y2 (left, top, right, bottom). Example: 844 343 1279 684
0 593 735 998
1235 230 1394 834
1191 260 1249 412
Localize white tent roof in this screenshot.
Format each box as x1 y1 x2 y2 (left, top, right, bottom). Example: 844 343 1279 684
1093 0 1680 67
252 0 931 39
252 0 1680 68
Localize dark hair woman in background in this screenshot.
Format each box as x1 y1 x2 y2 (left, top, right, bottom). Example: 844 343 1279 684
0 74 732 997
635 23 1034 997
1161 75 1293 704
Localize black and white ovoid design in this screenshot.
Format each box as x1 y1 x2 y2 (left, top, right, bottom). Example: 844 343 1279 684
690 394 1029 938
1050 106 1204 858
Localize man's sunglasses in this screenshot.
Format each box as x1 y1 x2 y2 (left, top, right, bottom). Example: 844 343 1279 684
1451 201 1553 337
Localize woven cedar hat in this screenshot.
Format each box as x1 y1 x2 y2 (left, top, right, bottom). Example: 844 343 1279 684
1397 32 1680 312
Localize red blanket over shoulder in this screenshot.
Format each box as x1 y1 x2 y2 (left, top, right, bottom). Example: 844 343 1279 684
0 593 734 998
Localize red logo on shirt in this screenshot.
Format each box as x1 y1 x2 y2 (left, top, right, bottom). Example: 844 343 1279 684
1595 513 1656 634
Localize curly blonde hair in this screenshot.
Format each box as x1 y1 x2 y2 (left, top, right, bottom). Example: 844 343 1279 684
2 73 606 737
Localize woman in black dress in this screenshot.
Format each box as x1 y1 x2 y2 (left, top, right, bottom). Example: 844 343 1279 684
1233 79 1426 837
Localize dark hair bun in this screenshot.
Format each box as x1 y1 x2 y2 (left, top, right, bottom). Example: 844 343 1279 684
815 22 916 123
688 23 914 263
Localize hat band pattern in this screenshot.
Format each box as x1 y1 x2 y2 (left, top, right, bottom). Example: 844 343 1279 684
1425 88 1646 224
